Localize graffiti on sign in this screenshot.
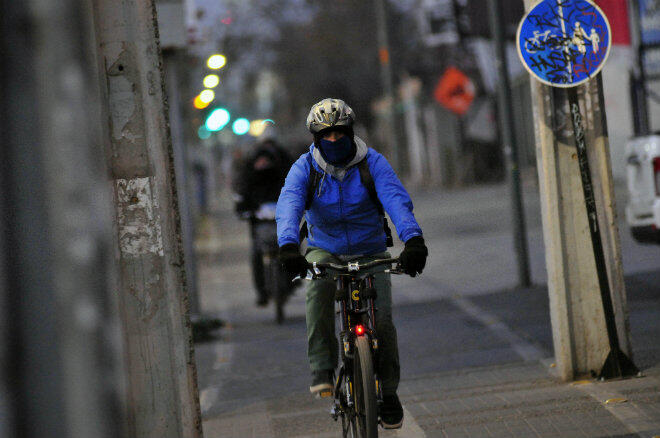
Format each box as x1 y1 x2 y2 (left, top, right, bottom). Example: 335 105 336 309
517 0 611 87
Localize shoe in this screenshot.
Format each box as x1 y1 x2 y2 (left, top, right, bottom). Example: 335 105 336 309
309 370 333 398
380 394 403 429
256 295 269 307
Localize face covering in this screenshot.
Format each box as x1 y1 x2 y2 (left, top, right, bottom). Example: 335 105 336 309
318 135 355 166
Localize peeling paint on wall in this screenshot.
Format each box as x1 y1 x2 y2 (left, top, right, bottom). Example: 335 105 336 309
116 177 164 256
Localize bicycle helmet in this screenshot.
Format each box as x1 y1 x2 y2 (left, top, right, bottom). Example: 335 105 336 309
306 98 355 134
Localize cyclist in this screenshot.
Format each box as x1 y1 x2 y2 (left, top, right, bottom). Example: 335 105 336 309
234 128 293 306
276 98 427 429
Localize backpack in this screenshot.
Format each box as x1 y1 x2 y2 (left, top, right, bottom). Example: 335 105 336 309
299 154 394 247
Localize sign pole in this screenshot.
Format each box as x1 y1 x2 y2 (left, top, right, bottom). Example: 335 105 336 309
566 83 639 380
518 0 637 380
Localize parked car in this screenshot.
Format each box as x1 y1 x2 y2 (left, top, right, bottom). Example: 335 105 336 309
625 135 660 244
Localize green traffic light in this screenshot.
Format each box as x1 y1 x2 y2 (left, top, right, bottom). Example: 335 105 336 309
205 108 230 131
232 118 250 135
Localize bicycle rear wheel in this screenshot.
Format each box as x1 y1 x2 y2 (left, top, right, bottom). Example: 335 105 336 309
353 336 378 438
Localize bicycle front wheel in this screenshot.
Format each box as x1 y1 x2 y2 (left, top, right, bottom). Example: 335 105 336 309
269 258 286 324
353 335 378 438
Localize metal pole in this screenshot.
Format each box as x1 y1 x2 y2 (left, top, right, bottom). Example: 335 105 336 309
628 0 650 135
375 0 400 171
567 84 638 379
487 0 531 287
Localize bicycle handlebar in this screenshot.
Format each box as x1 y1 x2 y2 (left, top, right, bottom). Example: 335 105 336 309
292 257 402 283
310 257 399 273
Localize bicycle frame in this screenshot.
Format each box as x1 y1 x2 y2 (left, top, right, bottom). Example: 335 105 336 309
334 270 382 417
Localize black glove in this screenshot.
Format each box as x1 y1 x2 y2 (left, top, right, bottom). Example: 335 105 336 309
279 244 309 277
235 199 250 214
399 236 428 277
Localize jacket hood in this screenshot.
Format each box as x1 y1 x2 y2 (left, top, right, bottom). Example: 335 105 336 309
310 136 368 180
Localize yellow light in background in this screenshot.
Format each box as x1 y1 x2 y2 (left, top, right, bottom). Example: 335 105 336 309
193 95 209 109
203 74 220 88
199 89 215 104
249 119 266 137
207 54 227 70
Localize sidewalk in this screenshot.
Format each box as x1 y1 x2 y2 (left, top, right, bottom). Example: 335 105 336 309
195 183 660 437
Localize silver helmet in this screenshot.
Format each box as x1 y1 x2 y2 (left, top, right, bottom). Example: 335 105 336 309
306 98 355 134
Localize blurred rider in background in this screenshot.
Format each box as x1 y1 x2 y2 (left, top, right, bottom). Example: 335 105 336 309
234 126 293 306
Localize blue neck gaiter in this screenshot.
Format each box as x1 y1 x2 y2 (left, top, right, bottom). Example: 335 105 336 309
318 136 355 166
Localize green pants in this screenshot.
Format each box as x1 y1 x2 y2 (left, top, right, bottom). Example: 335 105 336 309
305 247 400 395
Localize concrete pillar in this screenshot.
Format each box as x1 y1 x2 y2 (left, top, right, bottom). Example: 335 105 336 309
90 0 203 436
525 0 633 380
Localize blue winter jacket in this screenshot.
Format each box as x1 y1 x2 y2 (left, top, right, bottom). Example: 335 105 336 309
276 137 422 256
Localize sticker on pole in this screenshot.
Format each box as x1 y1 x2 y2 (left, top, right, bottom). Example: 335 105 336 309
517 0 611 88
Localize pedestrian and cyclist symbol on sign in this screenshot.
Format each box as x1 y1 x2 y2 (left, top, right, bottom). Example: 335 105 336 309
517 0 611 87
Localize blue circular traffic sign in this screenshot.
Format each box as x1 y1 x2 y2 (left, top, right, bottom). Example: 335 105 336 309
517 0 611 87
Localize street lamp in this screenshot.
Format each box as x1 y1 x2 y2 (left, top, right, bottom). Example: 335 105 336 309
207 54 227 70
199 89 215 104
193 95 210 109
203 74 220 88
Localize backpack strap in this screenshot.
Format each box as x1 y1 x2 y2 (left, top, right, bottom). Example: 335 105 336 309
357 159 393 248
357 159 384 216
299 153 321 242
305 153 322 210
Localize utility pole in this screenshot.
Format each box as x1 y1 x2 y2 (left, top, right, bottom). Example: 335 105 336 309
487 0 531 288
375 0 400 171
522 0 633 381
1 0 124 436
91 0 203 436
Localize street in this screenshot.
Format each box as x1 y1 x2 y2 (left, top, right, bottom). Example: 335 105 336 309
194 180 660 437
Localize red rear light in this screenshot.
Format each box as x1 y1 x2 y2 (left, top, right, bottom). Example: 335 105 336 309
654 157 660 196
355 325 365 336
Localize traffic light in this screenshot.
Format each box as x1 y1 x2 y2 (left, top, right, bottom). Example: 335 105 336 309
205 108 230 132
197 125 211 140
193 95 210 110
232 118 250 135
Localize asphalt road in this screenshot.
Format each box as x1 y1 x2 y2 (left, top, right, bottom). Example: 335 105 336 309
194 180 660 437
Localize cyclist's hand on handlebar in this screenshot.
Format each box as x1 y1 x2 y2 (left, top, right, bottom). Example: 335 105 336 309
279 244 309 277
399 236 428 277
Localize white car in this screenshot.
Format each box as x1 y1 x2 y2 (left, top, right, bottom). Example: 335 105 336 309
625 135 660 244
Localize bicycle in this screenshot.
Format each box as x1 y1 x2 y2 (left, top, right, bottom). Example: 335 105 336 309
242 203 294 324
297 257 402 438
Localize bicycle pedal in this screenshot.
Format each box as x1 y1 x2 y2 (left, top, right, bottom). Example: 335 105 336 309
317 389 333 399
